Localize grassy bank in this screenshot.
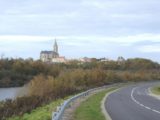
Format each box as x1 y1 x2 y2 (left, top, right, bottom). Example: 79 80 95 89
7 96 70 120
151 86 160 95
73 87 117 120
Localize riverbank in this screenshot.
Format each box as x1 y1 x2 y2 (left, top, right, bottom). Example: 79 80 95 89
7 96 70 120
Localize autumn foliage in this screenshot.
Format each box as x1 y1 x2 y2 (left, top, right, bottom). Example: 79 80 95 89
0 58 160 119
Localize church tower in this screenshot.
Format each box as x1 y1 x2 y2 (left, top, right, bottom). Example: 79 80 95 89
54 39 58 53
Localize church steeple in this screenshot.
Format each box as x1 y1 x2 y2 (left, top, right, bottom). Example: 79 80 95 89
54 39 58 53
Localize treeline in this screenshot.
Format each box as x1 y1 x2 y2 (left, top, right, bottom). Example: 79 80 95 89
0 58 159 87
0 58 63 87
0 58 160 119
70 58 159 70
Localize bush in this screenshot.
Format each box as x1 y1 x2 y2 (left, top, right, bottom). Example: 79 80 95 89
0 58 160 119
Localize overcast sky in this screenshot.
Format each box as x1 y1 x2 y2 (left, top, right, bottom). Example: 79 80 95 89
0 0 160 62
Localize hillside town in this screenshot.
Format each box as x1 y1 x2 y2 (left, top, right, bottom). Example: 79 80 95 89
40 39 125 64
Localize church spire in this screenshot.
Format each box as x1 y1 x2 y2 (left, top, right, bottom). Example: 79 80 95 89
54 38 58 53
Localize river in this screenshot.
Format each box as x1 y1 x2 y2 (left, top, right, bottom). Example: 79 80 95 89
0 87 28 101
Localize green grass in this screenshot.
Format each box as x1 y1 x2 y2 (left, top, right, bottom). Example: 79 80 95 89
74 87 117 120
7 96 70 120
151 86 160 95
7 87 117 120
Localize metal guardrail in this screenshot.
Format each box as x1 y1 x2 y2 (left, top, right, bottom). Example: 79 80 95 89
52 85 113 120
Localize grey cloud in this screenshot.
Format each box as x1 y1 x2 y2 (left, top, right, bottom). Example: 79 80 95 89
0 0 160 62
1 0 160 36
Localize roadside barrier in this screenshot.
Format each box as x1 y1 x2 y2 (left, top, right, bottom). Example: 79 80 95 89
52 85 113 120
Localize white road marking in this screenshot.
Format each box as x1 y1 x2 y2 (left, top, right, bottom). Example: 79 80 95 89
131 87 160 114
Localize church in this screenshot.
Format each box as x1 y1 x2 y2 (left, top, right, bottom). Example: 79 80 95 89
40 39 64 62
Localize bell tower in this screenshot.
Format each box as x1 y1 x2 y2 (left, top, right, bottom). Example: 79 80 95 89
54 39 58 53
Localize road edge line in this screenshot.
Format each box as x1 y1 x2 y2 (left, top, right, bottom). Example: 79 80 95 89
101 88 120 120
131 87 160 114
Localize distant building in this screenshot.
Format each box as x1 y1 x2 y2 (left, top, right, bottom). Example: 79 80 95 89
117 56 125 65
52 56 66 63
98 57 110 62
40 39 66 63
79 57 92 63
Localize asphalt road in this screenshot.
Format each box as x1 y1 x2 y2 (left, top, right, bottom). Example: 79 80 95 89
105 82 160 120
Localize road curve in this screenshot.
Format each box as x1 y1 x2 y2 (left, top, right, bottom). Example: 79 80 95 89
105 82 160 120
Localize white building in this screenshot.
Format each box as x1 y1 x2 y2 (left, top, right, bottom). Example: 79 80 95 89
40 39 66 63
52 56 66 63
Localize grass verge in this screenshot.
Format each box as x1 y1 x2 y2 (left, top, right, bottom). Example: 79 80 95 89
151 86 160 95
73 87 117 120
7 96 71 120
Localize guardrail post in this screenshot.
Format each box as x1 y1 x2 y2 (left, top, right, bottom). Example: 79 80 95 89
52 112 57 120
